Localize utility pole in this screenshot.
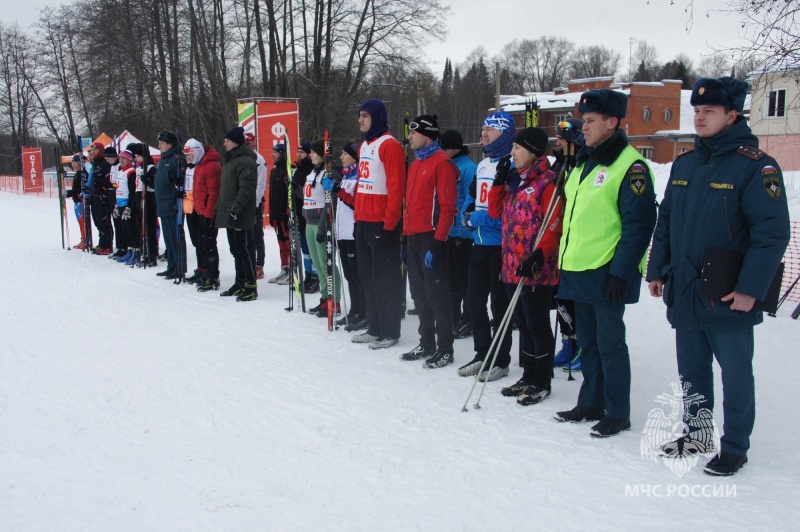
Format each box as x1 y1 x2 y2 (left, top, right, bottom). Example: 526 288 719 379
495 61 501 111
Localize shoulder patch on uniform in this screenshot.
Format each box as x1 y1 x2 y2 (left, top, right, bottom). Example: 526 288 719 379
761 165 778 175
736 145 766 161
763 176 782 200
630 174 647 196
628 162 648 174
671 180 689 186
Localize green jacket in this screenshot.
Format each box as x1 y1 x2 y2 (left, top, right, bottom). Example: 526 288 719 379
216 144 258 229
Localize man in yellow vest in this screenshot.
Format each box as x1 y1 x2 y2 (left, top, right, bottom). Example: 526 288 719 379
554 89 657 437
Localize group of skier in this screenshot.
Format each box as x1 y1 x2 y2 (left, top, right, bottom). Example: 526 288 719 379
63 75 790 477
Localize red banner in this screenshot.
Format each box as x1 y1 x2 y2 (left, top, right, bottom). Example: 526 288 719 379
21 147 44 193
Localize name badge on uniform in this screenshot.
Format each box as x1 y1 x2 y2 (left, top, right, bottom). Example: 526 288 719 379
593 168 608 187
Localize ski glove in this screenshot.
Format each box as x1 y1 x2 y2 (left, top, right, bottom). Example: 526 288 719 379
376 228 396 248
112 207 121 219
425 239 446 279
515 248 544 278
315 226 327 243
121 207 131 220
177 187 186 199
322 177 338 192
461 211 476 231
493 155 512 187
228 211 238 226
606 275 628 304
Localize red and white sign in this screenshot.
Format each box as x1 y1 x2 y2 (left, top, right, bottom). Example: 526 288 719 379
22 147 43 193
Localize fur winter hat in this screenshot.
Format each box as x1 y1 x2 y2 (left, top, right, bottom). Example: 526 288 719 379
690 76 748 112
578 89 628 119
157 130 179 146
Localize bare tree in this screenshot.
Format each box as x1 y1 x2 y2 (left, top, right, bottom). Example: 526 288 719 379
570 45 622 80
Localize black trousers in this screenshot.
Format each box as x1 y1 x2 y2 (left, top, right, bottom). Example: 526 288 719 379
448 237 473 326
339 238 365 318
186 211 204 269
227 228 255 284
466 245 512 367
91 194 113 249
407 232 454 352
507 283 555 388
356 221 403 340
113 210 127 250
250 201 266 268
201 217 220 277
136 191 158 261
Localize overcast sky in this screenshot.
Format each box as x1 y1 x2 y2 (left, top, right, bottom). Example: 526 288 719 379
4 0 751 78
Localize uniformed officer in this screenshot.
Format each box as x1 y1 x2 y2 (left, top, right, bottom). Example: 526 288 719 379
646 76 790 476
553 89 657 437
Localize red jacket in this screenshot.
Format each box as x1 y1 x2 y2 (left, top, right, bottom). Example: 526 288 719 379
193 146 222 219
354 133 406 230
403 149 459 242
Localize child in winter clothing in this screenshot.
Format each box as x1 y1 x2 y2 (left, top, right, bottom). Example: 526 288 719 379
488 127 562 405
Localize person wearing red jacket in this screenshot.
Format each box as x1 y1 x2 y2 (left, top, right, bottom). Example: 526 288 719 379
399 115 460 368
351 98 407 349
187 141 223 292
488 127 563 405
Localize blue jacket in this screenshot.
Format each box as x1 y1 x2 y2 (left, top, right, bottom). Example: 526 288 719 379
449 152 478 240
558 130 657 304
461 156 505 247
155 144 184 217
646 118 790 329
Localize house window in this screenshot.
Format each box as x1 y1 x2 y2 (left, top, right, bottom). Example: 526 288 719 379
679 147 688 154
642 107 651 122
767 89 786 118
639 146 654 160
554 114 569 126
663 108 672 123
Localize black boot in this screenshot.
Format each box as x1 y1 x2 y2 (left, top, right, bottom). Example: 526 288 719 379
185 269 204 284
236 282 258 302
197 274 220 292
220 283 244 297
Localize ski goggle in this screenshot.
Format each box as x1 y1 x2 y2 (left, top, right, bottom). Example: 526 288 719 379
409 121 438 133
557 121 574 131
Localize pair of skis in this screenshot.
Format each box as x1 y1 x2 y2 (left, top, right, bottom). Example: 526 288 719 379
322 131 337 331
284 134 306 313
55 148 71 250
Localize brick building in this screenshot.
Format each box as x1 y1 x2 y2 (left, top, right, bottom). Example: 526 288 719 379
499 77 694 164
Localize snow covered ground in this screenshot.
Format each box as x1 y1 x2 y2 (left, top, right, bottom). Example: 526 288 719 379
1 166 799 531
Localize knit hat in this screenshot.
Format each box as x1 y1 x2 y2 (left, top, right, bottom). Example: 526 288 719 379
119 150 134 162
440 130 464 150
157 130 179 146
578 89 627 119
556 118 585 146
310 139 326 157
482 111 515 159
483 111 514 133
299 141 312 155
410 114 440 141
342 140 362 161
244 132 256 147
224 126 245 146
514 127 550 158
690 76 748 112
272 143 286 157
183 138 205 163
358 98 389 141
103 146 118 158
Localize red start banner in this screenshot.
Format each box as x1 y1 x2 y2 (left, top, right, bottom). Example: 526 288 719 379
22 147 44 193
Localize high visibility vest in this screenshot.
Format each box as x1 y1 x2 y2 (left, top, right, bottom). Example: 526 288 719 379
559 145 652 272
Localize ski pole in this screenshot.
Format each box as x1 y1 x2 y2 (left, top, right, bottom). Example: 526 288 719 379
772 272 800 316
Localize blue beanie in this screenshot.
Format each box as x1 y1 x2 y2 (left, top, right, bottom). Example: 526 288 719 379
272 143 286 157
483 111 515 160
358 98 389 141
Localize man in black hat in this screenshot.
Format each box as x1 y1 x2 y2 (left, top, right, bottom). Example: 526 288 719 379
154 130 187 280
400 115 459 367
554 89 657 438
440 129 477 340
104 146 124 257
646 77 790 476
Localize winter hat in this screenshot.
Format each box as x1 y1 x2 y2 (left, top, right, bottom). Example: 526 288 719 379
342 140 362 161
410 114 440 141
119 150 134 162
299 141 312 155
358 98 389 141
157 130 179 146
272 143 286 157
224 126 245 146
578 89 627 119
690 76 748 112
440 130 464 150
244 132 257 147
514 127 549 158
103 146 118 158
482 111 515 160
556 118 585 146
183 138 205 163
310 139 326 157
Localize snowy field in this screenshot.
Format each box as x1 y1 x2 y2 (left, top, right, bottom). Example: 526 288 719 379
1 165 799 531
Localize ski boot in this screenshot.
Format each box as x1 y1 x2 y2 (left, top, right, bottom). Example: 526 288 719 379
236 282 258 302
